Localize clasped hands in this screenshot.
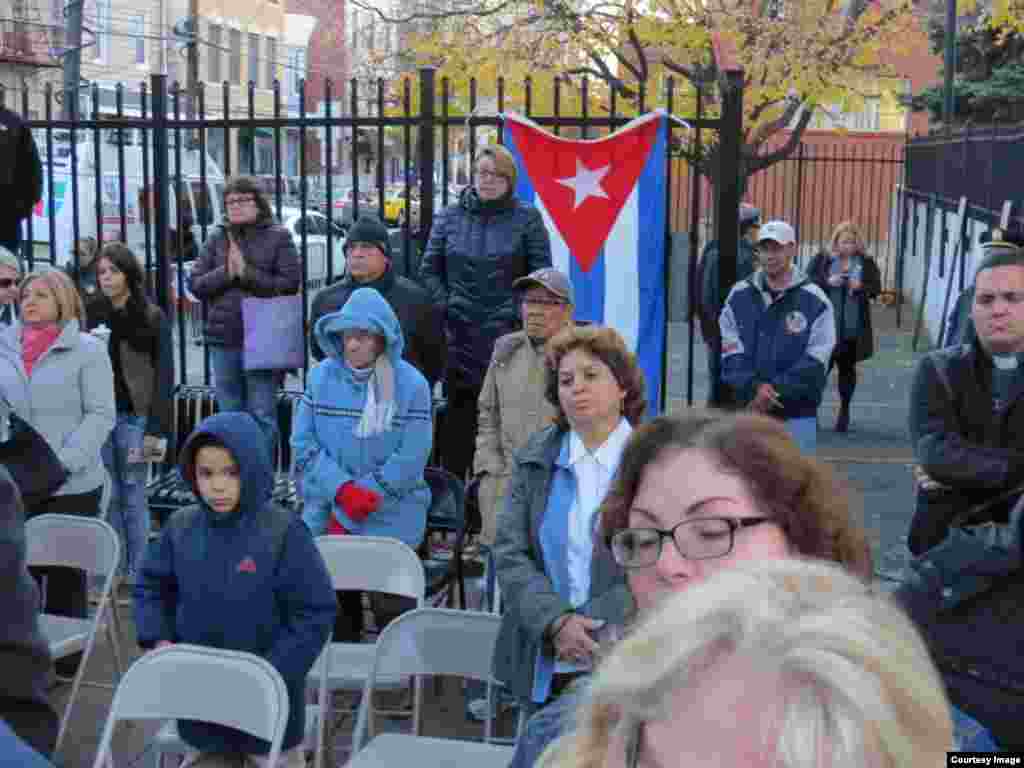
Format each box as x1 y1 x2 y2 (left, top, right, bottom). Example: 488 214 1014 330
551 613 608 667
226 237 247 279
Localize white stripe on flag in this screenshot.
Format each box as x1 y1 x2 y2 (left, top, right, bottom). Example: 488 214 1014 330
534 194 571 278
602 186 640 352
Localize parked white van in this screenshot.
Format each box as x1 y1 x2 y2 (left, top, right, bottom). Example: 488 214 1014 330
31 128 225 272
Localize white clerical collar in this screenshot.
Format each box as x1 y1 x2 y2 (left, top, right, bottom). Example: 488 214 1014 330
993 354 1019 371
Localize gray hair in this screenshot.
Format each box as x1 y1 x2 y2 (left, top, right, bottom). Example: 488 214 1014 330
539 558 954 768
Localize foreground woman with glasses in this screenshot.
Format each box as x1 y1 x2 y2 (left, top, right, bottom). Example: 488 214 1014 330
538 558 955 768
504 410 871 768
507 412 997 767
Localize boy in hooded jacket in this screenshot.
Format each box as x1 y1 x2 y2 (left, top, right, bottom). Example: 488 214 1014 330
135 412 336 767
292 287 432 641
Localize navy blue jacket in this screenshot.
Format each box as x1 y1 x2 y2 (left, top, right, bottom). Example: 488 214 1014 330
135 413 336 754
419 187 551 390
719 268 836 420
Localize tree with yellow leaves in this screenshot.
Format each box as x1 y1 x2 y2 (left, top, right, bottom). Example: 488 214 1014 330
352 0 916 192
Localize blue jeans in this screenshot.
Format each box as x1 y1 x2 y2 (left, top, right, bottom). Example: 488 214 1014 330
785 416 818 455
509 686 583 768
209 345 281 460
101 414 150 578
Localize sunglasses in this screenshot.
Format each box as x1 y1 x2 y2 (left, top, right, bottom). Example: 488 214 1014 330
0 279 17 289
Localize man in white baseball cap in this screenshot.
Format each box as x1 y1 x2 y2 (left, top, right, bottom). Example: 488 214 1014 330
718 219 836 454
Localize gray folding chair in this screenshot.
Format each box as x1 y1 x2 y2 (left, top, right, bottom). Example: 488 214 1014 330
348 608 515 768
310 535 426 768
92 644 290 768
24 513 125 753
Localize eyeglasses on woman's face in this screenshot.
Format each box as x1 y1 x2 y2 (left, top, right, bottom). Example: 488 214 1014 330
225 194 257 207
610 516 775 568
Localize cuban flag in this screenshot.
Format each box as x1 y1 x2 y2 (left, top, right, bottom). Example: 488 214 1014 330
504 111 668 415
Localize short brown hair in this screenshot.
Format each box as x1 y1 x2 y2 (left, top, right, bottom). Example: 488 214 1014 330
20 270 86 327
599 411 873 581
544 325 647 429
475 144 518 187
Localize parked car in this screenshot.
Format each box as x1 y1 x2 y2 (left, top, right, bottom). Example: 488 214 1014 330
278 207 347 285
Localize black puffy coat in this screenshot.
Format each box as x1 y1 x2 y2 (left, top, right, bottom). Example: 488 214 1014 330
0 467 59 757
189 219 301 347
419 188 551 390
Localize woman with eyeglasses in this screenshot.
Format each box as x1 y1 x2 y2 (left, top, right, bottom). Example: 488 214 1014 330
510 411 995 768
189 176 300 457
493 325 645 719
539 559 955 768
419 145 551 485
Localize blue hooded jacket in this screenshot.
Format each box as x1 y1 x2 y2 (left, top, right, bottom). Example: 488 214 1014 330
135 412 336 754
292 287 432 547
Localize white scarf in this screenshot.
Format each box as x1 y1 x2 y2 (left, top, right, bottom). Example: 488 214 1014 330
352 354 396 438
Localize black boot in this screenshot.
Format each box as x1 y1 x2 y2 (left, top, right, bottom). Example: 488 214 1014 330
835 399 850 433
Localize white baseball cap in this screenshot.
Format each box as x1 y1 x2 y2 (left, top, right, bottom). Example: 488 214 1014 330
757 220 796 246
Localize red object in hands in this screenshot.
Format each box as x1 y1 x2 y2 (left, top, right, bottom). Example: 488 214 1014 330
327 515 349 535
335 482 381 523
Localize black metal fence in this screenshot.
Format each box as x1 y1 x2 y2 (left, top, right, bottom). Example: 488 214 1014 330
905 125 1024 215
6 68 743 391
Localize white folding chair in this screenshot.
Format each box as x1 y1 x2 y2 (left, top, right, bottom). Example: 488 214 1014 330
348 608 515 768
25 513 125 753
309 535 426 768
92 644 290 768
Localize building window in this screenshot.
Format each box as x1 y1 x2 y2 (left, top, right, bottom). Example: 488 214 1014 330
131 14 147 66
266 37 277 88
289 47 306 108
230 28 242 85
208 24 222 82
248 33 260 87
93 0 111 63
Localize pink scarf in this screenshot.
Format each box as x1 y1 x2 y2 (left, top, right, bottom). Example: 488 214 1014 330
22 324 61 376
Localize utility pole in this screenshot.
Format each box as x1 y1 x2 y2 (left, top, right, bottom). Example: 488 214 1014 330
186 0 199 121
61 0 84 120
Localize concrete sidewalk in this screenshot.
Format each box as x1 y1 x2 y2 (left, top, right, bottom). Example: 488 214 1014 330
667 302 926 585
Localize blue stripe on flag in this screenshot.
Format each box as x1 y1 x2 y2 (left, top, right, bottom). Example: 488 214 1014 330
637 123 667 414
572 245 605 327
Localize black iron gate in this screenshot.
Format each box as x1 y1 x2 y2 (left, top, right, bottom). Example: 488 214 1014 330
8 68 744 403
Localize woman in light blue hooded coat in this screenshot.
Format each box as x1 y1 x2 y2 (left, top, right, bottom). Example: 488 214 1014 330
292 287 432 548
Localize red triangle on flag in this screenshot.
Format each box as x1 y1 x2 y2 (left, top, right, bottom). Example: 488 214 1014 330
508 116 660 272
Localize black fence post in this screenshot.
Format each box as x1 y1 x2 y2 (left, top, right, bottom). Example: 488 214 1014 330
713 68 744 407
418 67 436 249
151 73 170 313
716 69 743 304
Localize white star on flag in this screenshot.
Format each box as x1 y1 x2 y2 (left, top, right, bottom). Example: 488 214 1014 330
556 157 611 209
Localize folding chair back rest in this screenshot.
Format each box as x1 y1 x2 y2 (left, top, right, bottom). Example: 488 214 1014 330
352 609 503 752
371 608 501 683
25 514 120 578
315 535 425 600
93 645 289 768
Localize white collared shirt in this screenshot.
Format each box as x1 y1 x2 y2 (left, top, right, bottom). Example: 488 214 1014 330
565 418 633 608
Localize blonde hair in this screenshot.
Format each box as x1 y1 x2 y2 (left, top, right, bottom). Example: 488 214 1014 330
21 270 86 327
539 559 953 768
830 221 866 256
475 144 518 187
